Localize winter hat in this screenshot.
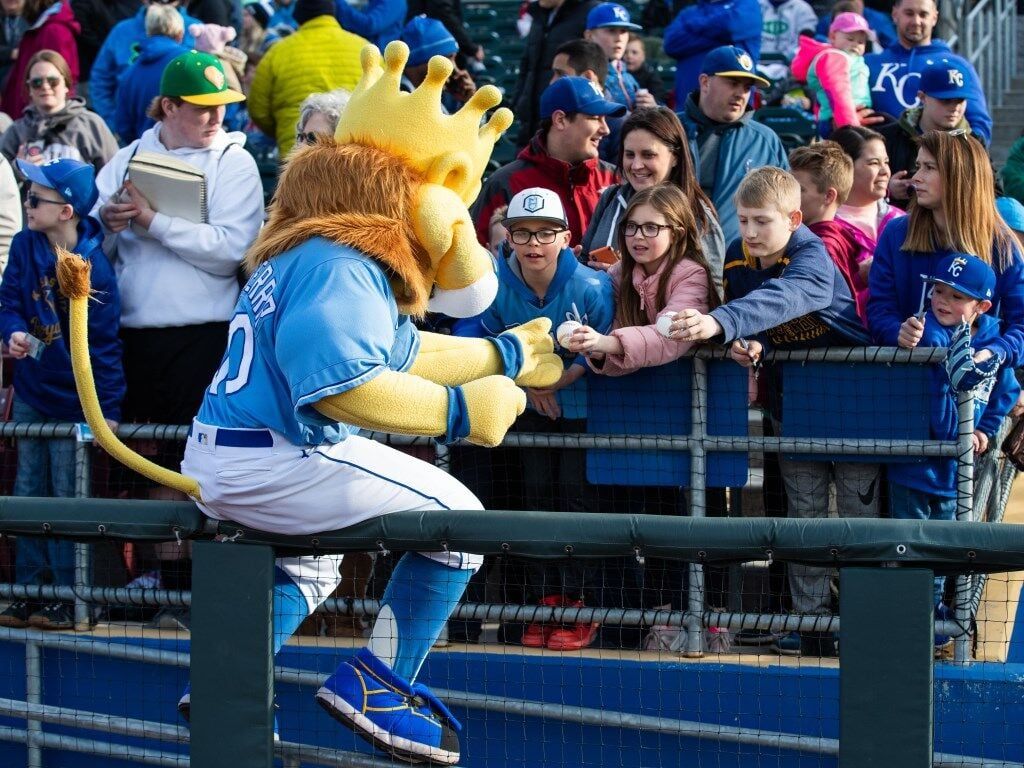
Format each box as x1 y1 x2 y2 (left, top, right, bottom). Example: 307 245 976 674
293 0 335 25
400 15 458 67
189 23 237 54
244 0 275 29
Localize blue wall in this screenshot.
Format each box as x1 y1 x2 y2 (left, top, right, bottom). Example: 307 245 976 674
0 637 1022 767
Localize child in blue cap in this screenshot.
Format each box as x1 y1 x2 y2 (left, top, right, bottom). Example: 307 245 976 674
0 158 124 631
888 252 1019 648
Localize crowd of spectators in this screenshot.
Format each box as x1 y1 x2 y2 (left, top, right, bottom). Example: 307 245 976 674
0 0 1017 658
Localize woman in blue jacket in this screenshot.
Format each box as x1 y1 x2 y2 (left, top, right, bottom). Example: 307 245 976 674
867 130 1024 367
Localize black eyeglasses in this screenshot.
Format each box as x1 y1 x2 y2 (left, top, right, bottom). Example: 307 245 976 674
508 228 565 245
27 76 62 91
295 131 320 145
26 192 67 209
623 221 674 238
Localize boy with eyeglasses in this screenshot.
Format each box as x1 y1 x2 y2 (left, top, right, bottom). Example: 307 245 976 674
476 186 613 651
0 158 123 632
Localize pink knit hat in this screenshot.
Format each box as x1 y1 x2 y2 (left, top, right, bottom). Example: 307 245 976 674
188 23 237 54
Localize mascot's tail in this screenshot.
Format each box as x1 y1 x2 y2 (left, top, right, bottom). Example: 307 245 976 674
56 247 202 500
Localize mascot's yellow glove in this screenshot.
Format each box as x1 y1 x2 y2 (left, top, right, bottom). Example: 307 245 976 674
314 370 525 448
498 318 564 388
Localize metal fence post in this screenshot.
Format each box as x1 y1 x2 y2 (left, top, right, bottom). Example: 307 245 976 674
685 357 709 657
72 438 91 632
24 640 42 768
954 390 974 664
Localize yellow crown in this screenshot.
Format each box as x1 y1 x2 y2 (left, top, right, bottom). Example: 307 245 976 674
334 42 513 204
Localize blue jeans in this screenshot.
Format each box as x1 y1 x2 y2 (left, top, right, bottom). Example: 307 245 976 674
12 399 76 587
889 482 956 606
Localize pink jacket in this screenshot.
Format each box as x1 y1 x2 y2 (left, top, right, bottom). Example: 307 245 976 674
591 257 711 376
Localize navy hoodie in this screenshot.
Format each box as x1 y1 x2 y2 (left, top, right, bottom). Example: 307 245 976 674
867 216 1024 368
888 312 1020 498
865 41 991 144
712 224 870 349
0 216 124 421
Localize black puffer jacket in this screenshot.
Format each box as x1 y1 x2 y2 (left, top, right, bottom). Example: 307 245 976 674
510 0 598 147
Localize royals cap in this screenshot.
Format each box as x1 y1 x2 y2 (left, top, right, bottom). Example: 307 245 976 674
17 158 98 219
919 57 974 100
503 188 568 228
540 76 627 118
160 50 245 106
586 3 642 30
700 45 770 88
922 253 996 301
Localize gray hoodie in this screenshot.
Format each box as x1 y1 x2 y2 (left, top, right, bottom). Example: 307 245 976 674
580 182 726 297
0 97 119 171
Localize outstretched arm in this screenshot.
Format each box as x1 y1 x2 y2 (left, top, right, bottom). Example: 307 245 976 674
313 370 524 447
409 318 562 388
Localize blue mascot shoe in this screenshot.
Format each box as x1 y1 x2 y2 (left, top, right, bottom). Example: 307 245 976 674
315 648 461 765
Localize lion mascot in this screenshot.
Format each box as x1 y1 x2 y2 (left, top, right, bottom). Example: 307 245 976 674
58 42 562 765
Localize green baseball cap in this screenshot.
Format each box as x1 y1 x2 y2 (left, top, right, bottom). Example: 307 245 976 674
160 50 245 106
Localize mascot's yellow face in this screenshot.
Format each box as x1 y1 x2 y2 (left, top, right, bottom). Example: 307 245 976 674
334 42 513 318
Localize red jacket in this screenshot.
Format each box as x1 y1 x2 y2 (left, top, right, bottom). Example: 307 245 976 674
808 219 867 324
471 132 618 247
2 1 80 118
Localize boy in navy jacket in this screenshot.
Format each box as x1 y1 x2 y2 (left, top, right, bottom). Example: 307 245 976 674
885 253 1018 636
477 186 613 651
672 167 873 658
0 158 124 631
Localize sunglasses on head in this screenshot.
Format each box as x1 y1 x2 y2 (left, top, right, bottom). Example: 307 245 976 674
26 192 67 209
27 76 62 91
295 131 320 146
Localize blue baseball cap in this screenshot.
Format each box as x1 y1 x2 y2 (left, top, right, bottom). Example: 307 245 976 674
997 196 1024 233
923 253 995 301
700 45 770 88
919 57 974 99
401 15 458 67
586 2 642 30
16 158 97 218
540 76 627 119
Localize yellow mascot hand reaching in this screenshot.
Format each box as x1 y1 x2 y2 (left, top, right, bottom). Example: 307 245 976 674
461 376 527 447
498 318 564 388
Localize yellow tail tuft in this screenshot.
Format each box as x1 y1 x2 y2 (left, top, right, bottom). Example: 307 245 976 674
55 246 93 301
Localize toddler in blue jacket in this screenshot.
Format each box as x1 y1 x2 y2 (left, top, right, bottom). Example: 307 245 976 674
0 158 124 632
887 253 1019 639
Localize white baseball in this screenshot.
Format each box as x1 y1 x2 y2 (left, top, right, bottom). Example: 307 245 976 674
656 313 675 338
556 320 582 348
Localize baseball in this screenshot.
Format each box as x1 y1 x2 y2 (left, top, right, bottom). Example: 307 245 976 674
656 312 676 338
557 320 582 348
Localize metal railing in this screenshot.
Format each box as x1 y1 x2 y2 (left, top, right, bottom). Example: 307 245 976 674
0 346 1017 766
949 0 1019 108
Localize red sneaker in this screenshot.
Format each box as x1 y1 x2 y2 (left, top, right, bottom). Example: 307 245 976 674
546 601 599 651
522 595 564 648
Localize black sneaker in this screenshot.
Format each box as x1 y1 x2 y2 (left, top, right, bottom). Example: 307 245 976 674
28 603 74 630
0 601 34 628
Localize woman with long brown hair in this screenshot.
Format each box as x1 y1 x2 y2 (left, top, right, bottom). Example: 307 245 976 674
867 130 1024 367
580 106 725 294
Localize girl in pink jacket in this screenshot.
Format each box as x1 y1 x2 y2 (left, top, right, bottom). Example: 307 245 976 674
568 183 719 373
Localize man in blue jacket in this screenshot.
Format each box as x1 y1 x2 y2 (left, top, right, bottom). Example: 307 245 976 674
676 46 789 244
865 0 991 144
663 0 762 100
90 0 201 131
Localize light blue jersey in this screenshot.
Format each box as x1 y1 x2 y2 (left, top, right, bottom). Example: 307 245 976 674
197 238 420 446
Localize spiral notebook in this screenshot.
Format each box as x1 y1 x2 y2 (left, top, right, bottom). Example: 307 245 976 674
127 152 208 223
